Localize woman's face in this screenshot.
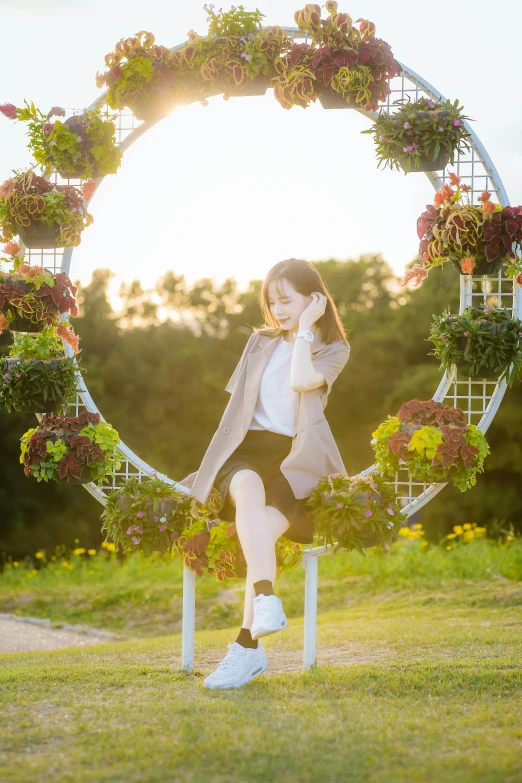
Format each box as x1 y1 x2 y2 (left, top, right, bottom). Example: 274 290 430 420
267 278 312 333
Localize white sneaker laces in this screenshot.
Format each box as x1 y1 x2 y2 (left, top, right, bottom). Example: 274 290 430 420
216 642 246 672
253 596 274 620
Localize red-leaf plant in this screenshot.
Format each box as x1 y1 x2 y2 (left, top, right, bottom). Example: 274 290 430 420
387 399 478 472
0 263 78 330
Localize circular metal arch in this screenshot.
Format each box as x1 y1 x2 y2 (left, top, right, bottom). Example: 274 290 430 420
23 27 519 557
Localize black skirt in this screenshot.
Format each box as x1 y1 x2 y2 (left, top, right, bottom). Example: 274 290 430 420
213 429 315 544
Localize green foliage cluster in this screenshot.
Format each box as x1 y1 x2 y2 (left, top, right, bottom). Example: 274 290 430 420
428 303 522 386
362 96 473 172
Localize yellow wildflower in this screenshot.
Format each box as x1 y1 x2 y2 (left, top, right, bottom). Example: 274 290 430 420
463 523 472 530
72 548 86 555
463 530 475 542
105 542 116 553
398 527 411 538
453 525 463 535
507 535 513 542
12 561 19 567
74 538 80 543
87 549 97 556
474 527 486 536
446 545 452 550
413 523 423 530
447 533 457 539
421 541 429 548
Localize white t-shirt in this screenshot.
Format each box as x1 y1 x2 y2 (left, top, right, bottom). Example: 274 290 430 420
249 336 296 437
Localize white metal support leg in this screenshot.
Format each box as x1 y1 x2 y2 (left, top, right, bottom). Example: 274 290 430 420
182 565 196 672
302 554 318 669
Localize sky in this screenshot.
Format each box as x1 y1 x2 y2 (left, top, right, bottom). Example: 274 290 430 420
1 0 521 307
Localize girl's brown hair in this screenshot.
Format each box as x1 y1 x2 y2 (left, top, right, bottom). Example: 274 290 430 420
256 258 348 344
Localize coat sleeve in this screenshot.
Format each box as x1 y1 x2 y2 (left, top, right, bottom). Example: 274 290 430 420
225 331 257 393
312 341 350 398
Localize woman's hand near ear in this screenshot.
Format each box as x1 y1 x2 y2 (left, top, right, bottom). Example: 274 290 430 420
298 291 327 330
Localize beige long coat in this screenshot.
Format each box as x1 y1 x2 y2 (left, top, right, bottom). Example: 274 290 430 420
190 329 350 507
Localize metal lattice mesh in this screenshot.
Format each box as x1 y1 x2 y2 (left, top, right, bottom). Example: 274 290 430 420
21 30 518 533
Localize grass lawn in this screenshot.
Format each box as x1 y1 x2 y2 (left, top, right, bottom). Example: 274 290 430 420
1 538 521 782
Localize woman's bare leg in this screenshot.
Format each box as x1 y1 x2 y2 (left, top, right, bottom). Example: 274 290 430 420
229 469 290 628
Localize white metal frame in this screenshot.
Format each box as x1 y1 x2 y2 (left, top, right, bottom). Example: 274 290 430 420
23 28 519 672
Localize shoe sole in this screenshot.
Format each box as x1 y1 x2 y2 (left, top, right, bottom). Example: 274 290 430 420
250 614 288 641
203 660 268 690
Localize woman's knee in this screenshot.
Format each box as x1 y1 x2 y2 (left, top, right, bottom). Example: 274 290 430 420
229 469 265 508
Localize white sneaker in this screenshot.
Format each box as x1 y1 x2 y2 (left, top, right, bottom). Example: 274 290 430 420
250 594 288 640
203 641 268 689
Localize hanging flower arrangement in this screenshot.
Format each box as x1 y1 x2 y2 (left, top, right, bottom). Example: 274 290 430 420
0 102 123 180
307 472 404 556
0 247 78 333
401 173 522 285
428 303 522 386
0 324 83 414
20 410 121 485
371 399 490 492
0 169 93 248
361 95 473 173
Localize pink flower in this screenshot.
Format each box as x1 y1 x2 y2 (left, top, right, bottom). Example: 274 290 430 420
403 122 410 129
519 332 522 338
403 147 409 153
126 527 133 534
386 508 395 515
153 515 159 522
159 524 167 532
484 307 490 314
438 127 444 132
132 536 140 545
42 123 53 133
426 99 435 109
0 104 17 120
463 331 469 337
2 373 11 382
15 373 21 378
136 511 144 518
46 106 66 120
133 525 143 534
364 509 372 518
336 503 344 509
453 119 461 127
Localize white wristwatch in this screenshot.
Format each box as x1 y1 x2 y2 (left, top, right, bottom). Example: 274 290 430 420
293 329 314 343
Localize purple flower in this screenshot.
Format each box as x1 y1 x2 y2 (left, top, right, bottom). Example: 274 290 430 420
133 525 143 534
453 119 461 127
387 508 395 515
484 307 490 314
132 536 140 545
15 373 21 378
519 332 522 338
403 122 410 129
438 127 444 132
426 99 435 109
0 103 17 120
150 470 157 476
463 331 469 337
403 147 409 153
336 503 344 509
2 373 10 381
126 526 133 535
364 509 373 518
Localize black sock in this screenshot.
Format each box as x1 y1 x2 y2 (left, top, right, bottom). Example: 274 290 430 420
253 579 274 597
235 627 258 649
